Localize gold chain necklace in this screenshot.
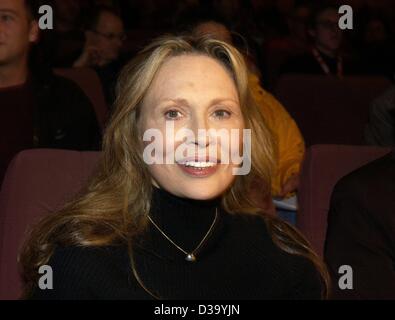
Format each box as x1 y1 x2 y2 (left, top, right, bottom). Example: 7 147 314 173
147 208 218 262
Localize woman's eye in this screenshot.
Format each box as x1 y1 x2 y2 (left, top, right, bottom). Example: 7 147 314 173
164 110 182 120
213 109 231 119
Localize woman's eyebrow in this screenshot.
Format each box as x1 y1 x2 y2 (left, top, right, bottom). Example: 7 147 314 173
209 98 239 106
0 9 18 16
160 98 190 107
159 98 239 107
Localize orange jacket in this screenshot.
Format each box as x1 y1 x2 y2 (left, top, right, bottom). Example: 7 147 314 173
249 73 305 197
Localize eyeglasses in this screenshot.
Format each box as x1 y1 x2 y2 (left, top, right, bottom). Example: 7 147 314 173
317 20 340 32
91 30 127 42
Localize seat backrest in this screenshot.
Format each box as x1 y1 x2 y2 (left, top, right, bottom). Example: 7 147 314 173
274 75 392 147
54 68 109 129
297 145 391 257
0 149 101 299
263 40 307 89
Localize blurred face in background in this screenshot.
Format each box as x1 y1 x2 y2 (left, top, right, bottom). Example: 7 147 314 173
140 55 244 200
86 11 124 64
287 5 311 42
213 0 240 21
364 19 388 44
276 0 295 14
0 0 38 66
310 8 343 55
54 0 81 25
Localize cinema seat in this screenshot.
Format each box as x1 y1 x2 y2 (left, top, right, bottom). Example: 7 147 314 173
0 149 101 300
297 144 391 257
274 75 392 147
54 68 109 130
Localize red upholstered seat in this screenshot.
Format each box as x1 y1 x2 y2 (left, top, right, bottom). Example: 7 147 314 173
297 145 391 257
274 75 392 147
54 68 109 130
0 149 101 299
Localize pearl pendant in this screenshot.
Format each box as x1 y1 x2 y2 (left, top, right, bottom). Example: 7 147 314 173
186 253 196 262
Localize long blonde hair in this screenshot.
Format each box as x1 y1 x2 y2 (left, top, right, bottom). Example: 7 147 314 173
19 35 329 298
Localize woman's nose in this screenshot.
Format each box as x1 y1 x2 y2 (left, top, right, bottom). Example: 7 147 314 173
193 136 210 148
190 115 211 147
191 113 208 131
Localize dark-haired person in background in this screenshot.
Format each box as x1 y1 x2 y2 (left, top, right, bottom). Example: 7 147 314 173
53 0 82 36
0 0 101 184
325 150 395 299
42 0 85 67
356 14 395 80
365 85 395 146
281 5 357 77
73 6 125 107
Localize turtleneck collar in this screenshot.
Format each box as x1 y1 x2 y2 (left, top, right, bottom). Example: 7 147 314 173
151 186 221 215
142 186 223 262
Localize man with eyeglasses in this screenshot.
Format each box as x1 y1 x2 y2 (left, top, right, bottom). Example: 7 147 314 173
281 4 358 77
73 6 126 107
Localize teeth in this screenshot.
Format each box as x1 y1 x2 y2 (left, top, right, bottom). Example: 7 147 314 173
183 161 216 168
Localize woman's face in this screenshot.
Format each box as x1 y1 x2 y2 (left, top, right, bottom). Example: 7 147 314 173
139 54 244 200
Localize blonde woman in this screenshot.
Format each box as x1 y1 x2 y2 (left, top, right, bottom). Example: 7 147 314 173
20 35 328 300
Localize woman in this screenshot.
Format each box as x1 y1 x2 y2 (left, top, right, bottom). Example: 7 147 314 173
20 35 328 299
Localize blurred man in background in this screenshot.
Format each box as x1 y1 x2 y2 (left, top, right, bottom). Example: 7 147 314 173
325 150 395 299
73 6 124 69
43 0 85 67
53 0 82 35
73 6 125 107
365 85 395 146
0 0 101 184
281 4 357 77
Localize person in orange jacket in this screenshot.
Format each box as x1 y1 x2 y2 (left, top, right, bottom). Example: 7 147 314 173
249 72 305 198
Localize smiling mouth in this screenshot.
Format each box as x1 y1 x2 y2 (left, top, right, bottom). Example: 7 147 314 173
176 160 220 177
180 161 217 168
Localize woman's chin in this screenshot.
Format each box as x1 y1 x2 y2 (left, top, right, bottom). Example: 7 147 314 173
177 184 224 201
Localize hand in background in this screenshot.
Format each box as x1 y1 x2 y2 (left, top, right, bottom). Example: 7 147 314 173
73 45 106 68
279 174 300 199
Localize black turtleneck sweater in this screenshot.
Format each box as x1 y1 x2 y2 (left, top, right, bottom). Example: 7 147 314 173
30 187 322 300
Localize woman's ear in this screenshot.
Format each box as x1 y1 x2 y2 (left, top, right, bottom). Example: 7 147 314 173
28 20 40 44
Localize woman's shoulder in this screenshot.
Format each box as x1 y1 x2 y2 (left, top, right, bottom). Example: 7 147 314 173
224 213 323 298
29 245 129 300
49 245 130 278
228 212 316 264
50 245 124 265
224 212 273 242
